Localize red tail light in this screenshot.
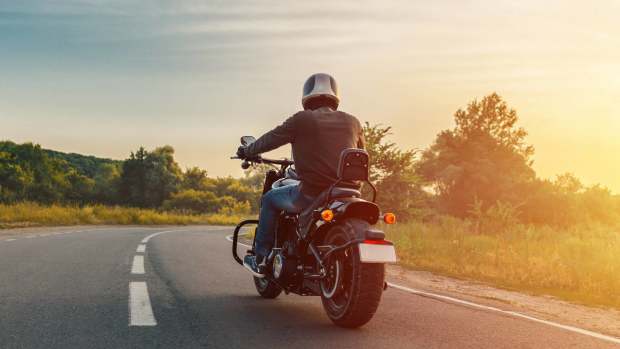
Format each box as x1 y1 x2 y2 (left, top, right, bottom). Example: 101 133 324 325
362 239 393 245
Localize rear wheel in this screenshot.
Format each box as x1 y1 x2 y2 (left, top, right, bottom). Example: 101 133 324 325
253 276 283 299
320 219 385 328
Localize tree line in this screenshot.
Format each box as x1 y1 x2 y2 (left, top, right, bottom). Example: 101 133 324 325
1 92 618 228
0 142 261 215
368 93 620 228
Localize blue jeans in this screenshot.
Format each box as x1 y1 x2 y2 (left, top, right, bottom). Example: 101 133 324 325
254 184 314 258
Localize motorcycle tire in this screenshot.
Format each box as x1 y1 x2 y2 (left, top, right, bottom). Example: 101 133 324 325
253 276 283 299
320 218 385 328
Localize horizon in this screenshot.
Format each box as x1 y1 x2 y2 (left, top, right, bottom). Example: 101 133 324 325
2 1 619 192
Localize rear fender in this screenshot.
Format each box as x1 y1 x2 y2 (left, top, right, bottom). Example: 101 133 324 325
311 198 383 242
331 197 380 225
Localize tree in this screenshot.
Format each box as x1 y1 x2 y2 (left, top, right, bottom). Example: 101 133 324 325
118 146 182 207
363 123 429 220
182 167 209 191
0 151 32 202
118 147 148 206
93 163 121 204
417 93 535 216
143 146 182 206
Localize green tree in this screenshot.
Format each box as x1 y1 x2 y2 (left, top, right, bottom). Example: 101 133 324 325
363 123 428 220
0 151 32 202
118 147 148 206
118 146 182 207
144 146 182 206
93 163 121 203
181 167 209 191
417 93 535 216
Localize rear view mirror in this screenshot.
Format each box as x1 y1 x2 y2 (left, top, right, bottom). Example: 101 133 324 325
241 136 256 146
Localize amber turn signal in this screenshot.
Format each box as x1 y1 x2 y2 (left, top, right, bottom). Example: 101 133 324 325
321 209 334 222
383 212 396 224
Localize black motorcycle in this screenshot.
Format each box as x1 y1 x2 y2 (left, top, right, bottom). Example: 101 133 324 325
231 136 397 328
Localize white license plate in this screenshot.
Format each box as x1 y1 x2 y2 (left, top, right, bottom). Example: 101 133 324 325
358 243 397 263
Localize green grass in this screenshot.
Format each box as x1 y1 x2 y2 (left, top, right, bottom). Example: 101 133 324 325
384 218 620 309
0 202 246 228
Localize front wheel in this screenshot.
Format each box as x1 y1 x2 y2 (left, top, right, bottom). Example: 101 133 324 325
320 219 385 328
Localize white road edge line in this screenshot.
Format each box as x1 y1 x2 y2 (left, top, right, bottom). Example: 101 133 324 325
129 282 157 326
131 255 145 274
141 230 179 244
388 283 620 345
225 234 620 345
136 244 146 253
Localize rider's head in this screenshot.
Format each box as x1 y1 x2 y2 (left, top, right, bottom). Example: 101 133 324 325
302 73 339 111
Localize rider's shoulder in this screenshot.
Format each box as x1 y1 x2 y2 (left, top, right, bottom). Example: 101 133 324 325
291 109 361 128
337 111 362 126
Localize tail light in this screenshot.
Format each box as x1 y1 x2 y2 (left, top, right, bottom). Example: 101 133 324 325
362 239 393 245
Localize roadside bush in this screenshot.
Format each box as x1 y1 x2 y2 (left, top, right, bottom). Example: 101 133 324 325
0 202 245 228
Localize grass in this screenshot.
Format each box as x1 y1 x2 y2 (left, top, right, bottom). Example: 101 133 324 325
384 217 620 310
0 202 246 228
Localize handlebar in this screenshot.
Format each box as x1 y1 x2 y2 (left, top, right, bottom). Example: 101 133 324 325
230 155 294 167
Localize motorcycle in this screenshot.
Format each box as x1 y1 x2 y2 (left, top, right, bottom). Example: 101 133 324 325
231 136 397 328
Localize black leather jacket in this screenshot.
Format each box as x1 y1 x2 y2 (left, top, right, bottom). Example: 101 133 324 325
245 107 365 196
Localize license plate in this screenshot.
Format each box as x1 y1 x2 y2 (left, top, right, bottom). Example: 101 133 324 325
358 243 397 263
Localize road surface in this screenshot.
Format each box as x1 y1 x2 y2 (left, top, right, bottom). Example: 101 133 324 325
0 226 618 348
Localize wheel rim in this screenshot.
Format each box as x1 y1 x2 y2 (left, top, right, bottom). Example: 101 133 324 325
320 256 341 299
321 234 353 311
256 277 269 290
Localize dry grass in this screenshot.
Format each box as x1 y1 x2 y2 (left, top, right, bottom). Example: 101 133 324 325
384 217 620 309
0 202 244 228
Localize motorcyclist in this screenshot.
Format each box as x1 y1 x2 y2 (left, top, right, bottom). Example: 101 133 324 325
237 73 365 277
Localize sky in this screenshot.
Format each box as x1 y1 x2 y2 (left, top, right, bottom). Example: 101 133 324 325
1 0 619 192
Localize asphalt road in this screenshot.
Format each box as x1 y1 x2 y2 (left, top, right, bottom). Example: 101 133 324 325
0 226 618 349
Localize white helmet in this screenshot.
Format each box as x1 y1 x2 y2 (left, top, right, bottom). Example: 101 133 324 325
302 73 339 110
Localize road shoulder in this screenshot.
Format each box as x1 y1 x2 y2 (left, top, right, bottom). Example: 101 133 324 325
387 265 620 338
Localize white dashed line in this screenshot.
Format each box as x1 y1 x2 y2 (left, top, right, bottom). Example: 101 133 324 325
128 230 183 327
225 234 620 345
129 282 157 326
131 255 145 274
4 238 16 242
126 227 220 328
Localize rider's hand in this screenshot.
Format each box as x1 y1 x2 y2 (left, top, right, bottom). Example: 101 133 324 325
236 146 248 159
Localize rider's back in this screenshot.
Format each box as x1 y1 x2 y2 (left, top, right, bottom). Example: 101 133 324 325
293 108 364 195
245 107 364 196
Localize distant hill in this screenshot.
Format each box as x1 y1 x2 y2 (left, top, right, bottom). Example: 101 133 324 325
44 149 121 178
0 140 125 203
0 140 120 178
